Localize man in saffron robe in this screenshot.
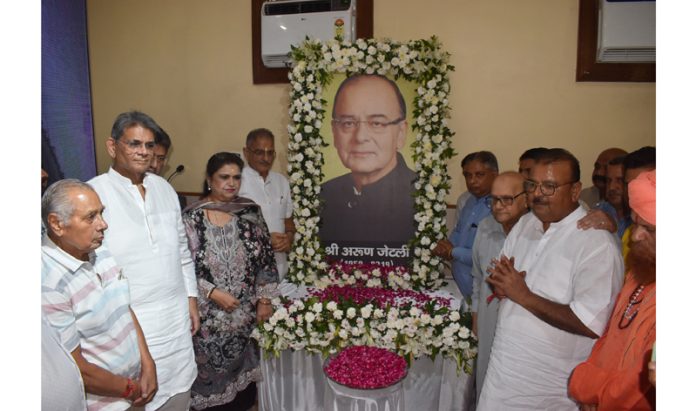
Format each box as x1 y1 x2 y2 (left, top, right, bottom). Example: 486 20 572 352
569 169 657 410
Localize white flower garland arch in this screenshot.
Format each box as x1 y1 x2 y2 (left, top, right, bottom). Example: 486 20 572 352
286 36 456 290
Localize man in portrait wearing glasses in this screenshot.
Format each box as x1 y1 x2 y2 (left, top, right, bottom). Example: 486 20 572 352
239 128 295 281
88 111 199 411
569 169 656 411
470 171 528 402
477 148 623 410
319 74 416 264
433 151 498 299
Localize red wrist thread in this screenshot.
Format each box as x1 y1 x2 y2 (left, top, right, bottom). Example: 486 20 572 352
121 378 135 399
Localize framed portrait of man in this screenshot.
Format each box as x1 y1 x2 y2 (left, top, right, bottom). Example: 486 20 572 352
319 74 418 266
285 37 454 289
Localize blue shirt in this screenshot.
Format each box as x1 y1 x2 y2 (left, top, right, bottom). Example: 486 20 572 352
595 200 632 239
450 193 491 297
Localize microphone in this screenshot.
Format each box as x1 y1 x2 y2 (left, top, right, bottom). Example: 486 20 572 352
167 165 185 182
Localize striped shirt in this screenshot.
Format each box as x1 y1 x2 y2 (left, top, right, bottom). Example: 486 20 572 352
41 236 141 411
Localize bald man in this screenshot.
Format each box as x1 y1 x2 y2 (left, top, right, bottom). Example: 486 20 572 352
579 147 627 206
471 172 529 401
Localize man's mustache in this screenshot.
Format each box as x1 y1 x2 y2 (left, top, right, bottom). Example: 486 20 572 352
532 197 548 205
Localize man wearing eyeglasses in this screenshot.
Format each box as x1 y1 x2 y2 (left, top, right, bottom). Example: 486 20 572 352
239 128 295 281
478 148 623 410
569 169 656 411
319 74 416 264
470 171 528 402
89 111 199 411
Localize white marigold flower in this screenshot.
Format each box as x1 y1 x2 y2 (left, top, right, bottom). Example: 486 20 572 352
373 308 384 318
305 312 315 323
420 314 431 325
449 311 460 321
338 329 348 339
346 307 357 319
312 302 323 313
367 45 377 55
333 309 344 320
326 301 337 311
366 278 381 288
294 133 303 142
360 305 372 319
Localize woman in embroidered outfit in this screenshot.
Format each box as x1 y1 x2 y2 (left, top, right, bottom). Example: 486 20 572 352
183 152 279 410
569 170 657 410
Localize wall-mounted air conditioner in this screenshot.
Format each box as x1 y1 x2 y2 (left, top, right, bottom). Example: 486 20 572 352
597 0 655 63
261 0 356 68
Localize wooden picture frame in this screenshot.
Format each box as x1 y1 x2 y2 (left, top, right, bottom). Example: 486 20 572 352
576 0 655 82
251 0 374 84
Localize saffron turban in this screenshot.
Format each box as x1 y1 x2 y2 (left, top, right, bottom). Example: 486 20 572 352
628 169 656 226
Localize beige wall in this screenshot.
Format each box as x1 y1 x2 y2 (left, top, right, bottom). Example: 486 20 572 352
87 0 655 202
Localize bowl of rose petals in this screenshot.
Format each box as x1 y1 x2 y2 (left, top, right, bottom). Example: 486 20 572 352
323 346 408 390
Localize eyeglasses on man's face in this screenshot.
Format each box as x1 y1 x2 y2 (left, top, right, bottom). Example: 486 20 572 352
119 138 156 151
523 179 577 196
332 117 404 134
486 191 526 208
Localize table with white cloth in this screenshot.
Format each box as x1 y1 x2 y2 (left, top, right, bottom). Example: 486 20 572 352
258 281 475 411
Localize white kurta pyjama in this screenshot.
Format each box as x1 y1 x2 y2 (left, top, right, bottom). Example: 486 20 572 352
89 168 198 410
478 207 623 410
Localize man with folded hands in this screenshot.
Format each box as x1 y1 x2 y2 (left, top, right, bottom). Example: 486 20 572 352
478 148 623 410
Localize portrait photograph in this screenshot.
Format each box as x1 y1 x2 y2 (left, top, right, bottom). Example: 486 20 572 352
318 74 418 266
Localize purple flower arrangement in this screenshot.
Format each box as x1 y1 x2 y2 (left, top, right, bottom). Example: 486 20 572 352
324 346 408 389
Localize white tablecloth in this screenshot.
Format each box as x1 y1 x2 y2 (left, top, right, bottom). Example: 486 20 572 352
324 377 405 411
258 350 474 411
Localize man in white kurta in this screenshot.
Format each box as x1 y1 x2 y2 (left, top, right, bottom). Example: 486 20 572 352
239 128 294 281
89 111 198 410
471 172 529 402
479 149 623 410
